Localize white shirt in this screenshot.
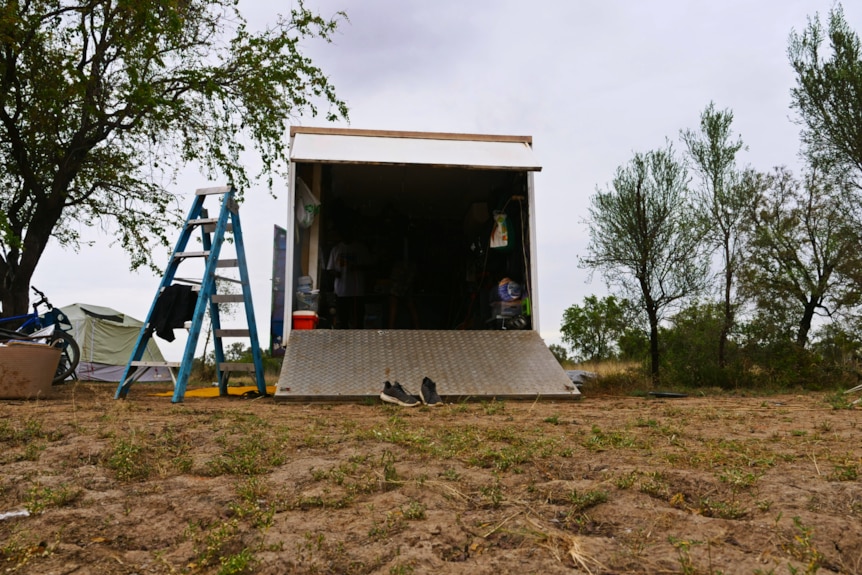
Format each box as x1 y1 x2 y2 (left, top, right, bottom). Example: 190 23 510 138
327 241 370 297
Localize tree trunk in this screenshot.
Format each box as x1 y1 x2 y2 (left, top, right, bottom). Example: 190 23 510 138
718 245 734 369
796 298 818 348
0 191 65 318
1 247 42 318
647 308 660 384
0 263 30 319
718 282 732 369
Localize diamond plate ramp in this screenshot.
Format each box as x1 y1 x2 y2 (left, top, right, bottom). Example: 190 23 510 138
275 330 579 402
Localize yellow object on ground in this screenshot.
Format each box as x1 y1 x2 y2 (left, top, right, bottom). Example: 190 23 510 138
152 386 275 398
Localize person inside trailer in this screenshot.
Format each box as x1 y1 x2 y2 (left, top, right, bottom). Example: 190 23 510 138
326 222 371 329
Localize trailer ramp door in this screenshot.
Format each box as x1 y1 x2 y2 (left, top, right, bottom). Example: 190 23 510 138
275 330 579 402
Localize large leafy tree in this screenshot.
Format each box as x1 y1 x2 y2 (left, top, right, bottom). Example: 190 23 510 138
0 0 348 316
788 4 862 183
660 301 731 387
581 144 708 381
680 102 752 368
560 294 632 363
740 167 862 347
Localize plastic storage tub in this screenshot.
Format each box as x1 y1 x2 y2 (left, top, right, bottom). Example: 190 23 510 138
490 300 523 318
295 291 319 311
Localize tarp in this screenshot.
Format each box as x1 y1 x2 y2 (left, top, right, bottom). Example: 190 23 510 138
61 303 172 382
153 386 275 398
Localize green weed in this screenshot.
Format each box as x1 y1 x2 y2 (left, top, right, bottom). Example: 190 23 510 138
440 468 461 481
310 460 378 497
24 483 80 514
190 519 242 570
230 477 276 528
469 445 532 472
825 392 855 410
481 400 506 415
615 470 638 489
20 442 45 462
586 425 643 451
291 532 376 573
638 472 669 499
669 537 699 575
634 417 658 428
204 428 288 476
381 450 399 491
698 497 747 519
0 533 46 572
0 418 60 444
781 516 823 575
402 500 426 520
368 512 406 541
102 425 196 481
719 468 760 489
567 489 608 513
105 437 152 482
218 548 256 575
480 477 504 508
828 463 858 481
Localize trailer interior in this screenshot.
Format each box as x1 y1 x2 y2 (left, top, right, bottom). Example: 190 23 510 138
294 161 535 332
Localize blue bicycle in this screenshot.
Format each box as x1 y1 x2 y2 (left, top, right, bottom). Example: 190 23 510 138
0 287 81 383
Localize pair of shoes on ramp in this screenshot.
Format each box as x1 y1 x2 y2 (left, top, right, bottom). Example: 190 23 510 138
380 377 443 407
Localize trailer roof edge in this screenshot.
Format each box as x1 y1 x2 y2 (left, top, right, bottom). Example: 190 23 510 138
289 125 533 146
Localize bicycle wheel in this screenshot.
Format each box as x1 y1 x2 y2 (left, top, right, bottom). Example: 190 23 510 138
52 331 80 384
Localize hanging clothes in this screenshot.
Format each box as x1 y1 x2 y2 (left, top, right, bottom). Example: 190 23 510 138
148 284 198 342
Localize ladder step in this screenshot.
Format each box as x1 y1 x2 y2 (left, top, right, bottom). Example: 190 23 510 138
132 361 181 368
187 218 234 233
217 259 238 268
214 275 242 284
212 294 245 303
170 280 202 291
172 275 241 286
203 223 233 233
215 329 250 337
196 186 232 196
219 362 256 372
187 217 218 226
174 251 210 259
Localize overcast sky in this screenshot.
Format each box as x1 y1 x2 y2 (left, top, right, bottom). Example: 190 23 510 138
32 0 861 361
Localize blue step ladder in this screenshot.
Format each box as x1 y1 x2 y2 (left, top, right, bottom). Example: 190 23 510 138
115 185 266 403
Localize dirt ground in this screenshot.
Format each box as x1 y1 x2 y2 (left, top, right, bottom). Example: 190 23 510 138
0 382 861 575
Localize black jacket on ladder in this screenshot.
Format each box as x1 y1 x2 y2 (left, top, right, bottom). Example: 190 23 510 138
148 284 198 342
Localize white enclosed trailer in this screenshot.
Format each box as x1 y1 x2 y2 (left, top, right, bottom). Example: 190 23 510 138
275 127 577 401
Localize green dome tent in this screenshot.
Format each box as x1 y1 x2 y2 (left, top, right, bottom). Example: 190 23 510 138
61 303 172 382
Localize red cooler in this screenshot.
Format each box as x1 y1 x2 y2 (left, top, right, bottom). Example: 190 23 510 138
292 310 319 330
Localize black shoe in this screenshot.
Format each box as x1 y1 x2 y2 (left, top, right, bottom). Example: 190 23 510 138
380 381 420 407
419 377 443 407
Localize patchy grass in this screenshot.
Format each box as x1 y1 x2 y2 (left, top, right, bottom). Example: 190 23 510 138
0 384 857 575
